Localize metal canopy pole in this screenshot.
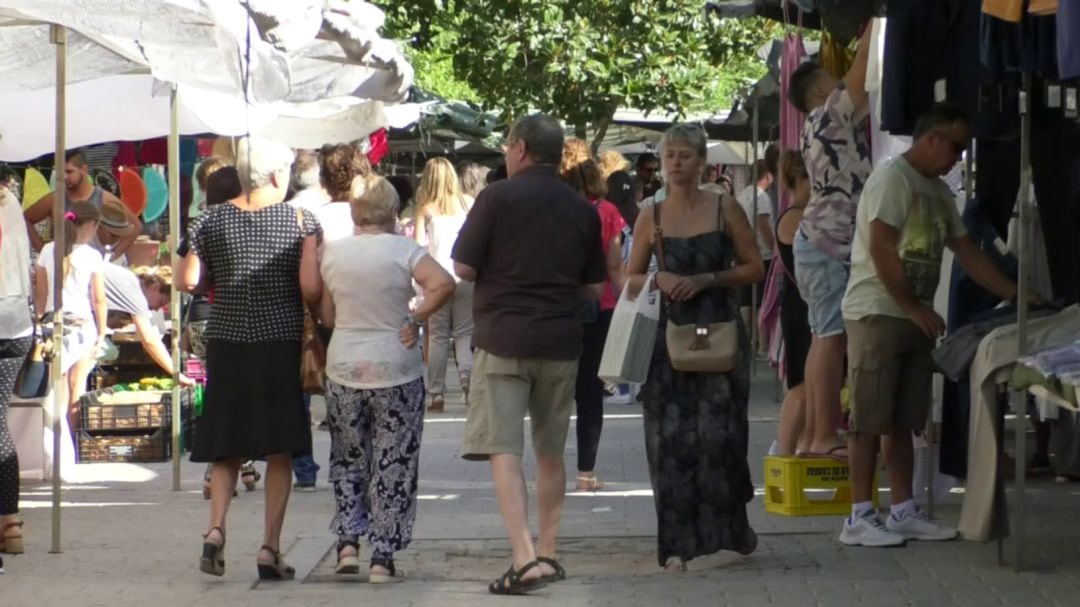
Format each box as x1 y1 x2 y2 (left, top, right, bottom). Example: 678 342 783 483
1011 72 1033 572
49 23 67 554
168 85 182 492
750 94 761 376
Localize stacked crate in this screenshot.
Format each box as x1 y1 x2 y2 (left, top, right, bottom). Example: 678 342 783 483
78 388 190 463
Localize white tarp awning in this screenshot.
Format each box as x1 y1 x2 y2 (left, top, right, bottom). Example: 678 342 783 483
0 0 414 159
604 140 760 166
0 74 413 160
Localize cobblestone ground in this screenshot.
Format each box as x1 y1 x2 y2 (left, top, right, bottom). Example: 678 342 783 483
3 371 1079 606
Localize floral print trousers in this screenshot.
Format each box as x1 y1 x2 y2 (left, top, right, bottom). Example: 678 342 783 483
325 377 425 559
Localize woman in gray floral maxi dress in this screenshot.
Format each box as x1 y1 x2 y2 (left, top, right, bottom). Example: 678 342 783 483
627 124 765 570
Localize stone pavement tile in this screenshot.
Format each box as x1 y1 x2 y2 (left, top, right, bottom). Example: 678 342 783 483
5 366 1080 606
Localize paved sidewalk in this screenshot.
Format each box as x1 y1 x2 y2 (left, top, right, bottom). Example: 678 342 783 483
2 372 1080 606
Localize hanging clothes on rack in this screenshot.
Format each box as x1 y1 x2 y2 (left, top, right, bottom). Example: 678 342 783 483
780 37 807 157
981 9 1060 77
1060 0 1080 79
1030 0 1060 16
884 0 1014 139
818 31 854 79
763 5 809 370
983 0 1024 22
866 17 911 167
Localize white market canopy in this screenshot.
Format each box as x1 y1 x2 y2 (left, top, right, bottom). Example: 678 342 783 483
0 0 415 160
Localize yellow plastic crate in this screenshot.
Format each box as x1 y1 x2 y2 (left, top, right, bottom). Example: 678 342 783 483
764 455 878 516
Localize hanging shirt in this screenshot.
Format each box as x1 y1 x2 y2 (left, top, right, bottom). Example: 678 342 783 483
1060 0 1080 80
983 0 1024 22
1030 0 1059 15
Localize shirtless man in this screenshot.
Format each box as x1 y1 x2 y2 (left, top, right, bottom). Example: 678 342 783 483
24 152 141 260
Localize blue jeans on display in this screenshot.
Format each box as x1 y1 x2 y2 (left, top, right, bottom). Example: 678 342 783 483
294 392 320 484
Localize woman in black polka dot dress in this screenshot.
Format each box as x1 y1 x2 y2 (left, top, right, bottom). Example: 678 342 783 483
180 137 323 581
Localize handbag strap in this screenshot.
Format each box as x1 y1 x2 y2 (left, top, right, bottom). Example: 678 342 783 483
652 202 667 272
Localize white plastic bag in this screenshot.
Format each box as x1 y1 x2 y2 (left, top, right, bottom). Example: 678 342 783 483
598 274 661 384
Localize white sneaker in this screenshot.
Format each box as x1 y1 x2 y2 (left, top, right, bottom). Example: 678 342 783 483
839 514 906 547
886 509 958 541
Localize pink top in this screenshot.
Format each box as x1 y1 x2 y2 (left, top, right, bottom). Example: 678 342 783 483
591 198 627 311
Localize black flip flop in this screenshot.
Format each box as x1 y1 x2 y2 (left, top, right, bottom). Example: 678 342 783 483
488 560 548 595
800 445 848 463
537 557 566 582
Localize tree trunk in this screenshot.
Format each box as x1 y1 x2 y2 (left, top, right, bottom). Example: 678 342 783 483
590 114 613 155
575 123 587 139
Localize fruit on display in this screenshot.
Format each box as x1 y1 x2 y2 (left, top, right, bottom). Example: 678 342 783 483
113 377 175 392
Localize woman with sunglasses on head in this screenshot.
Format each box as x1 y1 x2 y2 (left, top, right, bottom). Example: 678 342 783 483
625 124 765 572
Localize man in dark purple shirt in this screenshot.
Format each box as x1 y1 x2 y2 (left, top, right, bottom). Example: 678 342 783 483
453 114 606 594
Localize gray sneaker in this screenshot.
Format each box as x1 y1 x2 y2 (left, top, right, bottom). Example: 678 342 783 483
886 509 958 541
839 514 906 547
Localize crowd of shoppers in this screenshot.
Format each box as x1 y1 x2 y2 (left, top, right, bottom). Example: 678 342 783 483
0 69 1020 589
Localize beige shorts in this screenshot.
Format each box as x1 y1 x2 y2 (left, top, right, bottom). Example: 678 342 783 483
846 315 935 436
461 349 578 461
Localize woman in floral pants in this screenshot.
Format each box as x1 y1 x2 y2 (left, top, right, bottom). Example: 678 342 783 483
312 176 454 581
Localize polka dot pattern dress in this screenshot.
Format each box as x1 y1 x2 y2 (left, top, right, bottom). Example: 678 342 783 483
187 202 322 462
0 336 32 516
188 203 321 343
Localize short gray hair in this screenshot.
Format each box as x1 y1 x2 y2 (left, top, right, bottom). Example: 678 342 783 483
507 114 564 165
235 136 294 190
660 124 708 159
292 150 322 191
349 175 399 230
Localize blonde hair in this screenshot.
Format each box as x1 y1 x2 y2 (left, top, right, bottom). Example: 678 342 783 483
195 156 228 190
660 124 708 158
132 265 173 296
350 176 400 230
598 150 629 179
559 138 593 176
416 157 465 217
62 201 101 280
560 159 607 199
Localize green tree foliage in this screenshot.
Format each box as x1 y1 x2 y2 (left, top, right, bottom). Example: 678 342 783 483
374 0 775 144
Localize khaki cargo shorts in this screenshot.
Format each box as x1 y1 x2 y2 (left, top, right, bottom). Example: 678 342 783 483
461 349 578 461
846 315 935 436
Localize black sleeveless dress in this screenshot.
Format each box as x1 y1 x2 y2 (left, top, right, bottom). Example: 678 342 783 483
777 208 812 388
641 228 756 566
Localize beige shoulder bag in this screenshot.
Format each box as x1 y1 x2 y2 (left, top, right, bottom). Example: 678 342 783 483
652 198 739 373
